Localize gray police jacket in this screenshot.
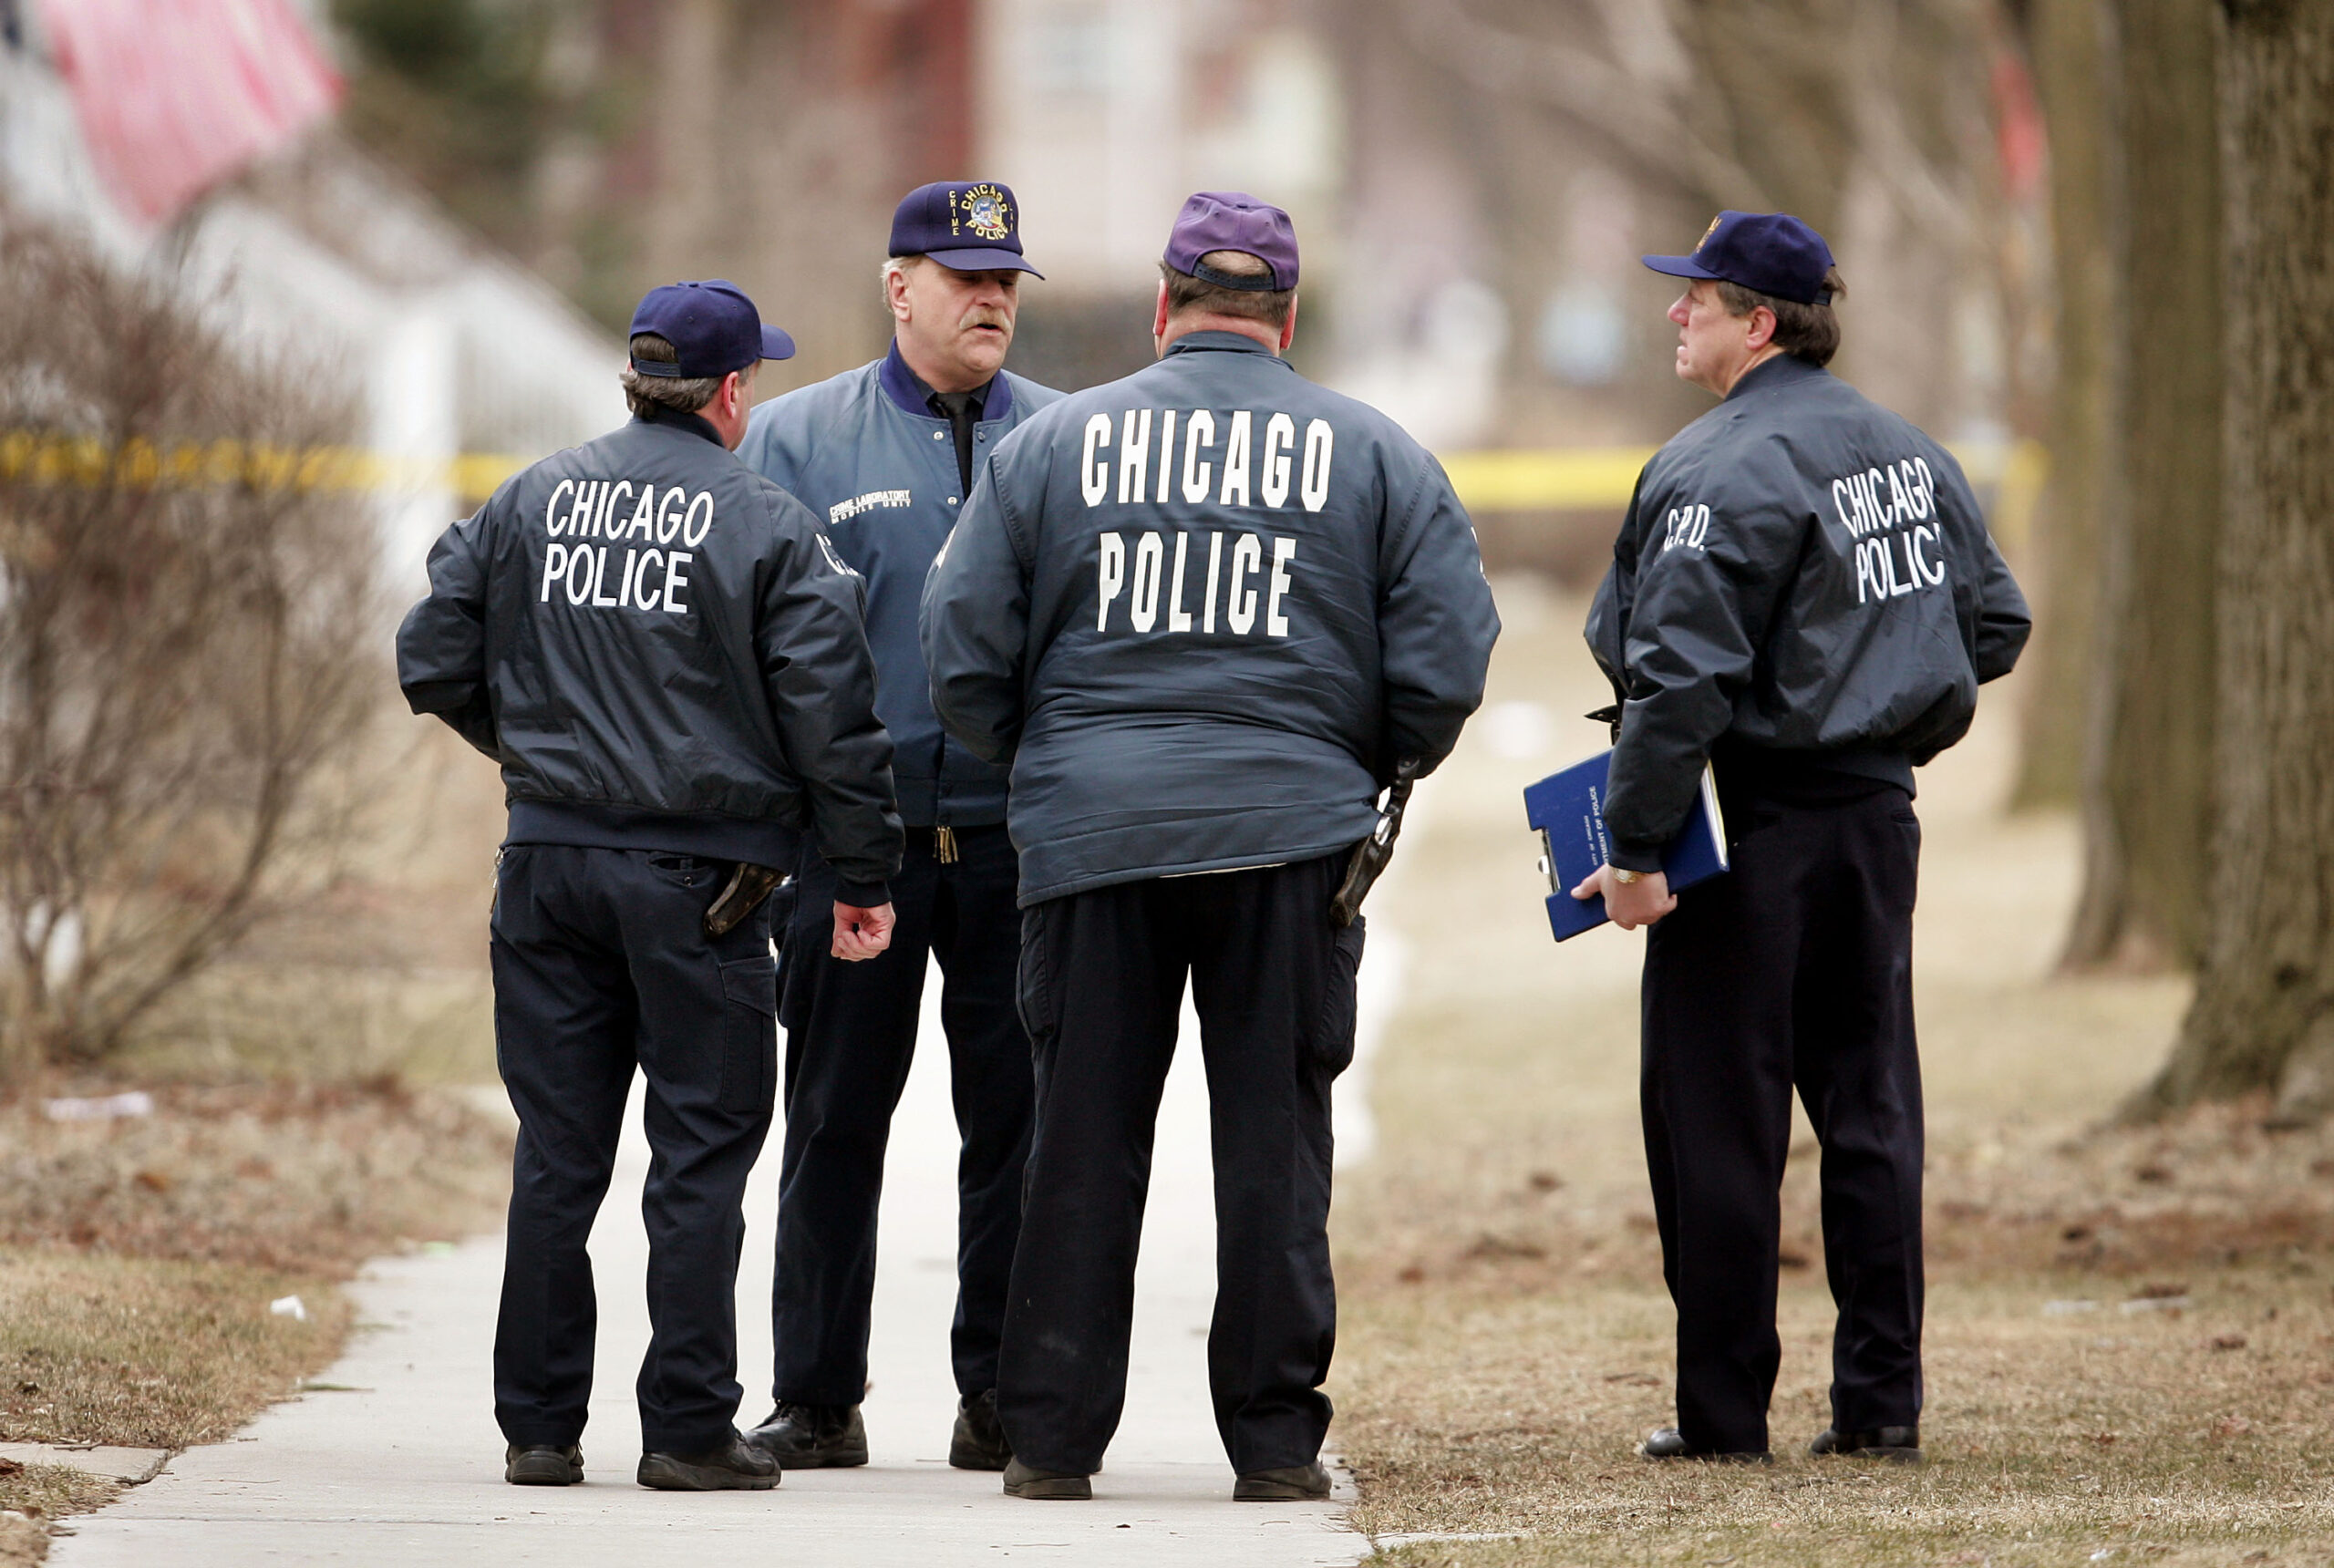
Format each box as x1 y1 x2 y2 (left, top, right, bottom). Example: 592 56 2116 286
922 331 1499 906
1585 354 2031 872
396 409 904 905
737 344 1059 829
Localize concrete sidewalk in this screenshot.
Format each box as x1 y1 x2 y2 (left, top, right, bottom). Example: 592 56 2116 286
54 969 1376 1566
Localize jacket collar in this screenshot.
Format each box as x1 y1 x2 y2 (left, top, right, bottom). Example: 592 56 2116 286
1164 329 1282 360
878 340 1014 423
632 406 725 446
1724 353 1829 402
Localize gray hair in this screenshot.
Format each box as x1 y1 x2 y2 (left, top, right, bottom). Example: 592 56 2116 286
620 333 723 417
879 254 924 303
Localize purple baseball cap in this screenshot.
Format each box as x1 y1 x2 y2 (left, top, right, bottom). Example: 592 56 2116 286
1163 191 1298 291
889 181 1045 276
627 280 794 377
1643 211 1835 305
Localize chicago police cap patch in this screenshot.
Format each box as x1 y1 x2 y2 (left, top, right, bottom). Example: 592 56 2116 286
890 181 1045 277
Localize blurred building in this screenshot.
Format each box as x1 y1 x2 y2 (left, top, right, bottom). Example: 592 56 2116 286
975 0 1342 394
0 0 624 588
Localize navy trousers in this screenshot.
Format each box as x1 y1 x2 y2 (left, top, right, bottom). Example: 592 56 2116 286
769 823 1033 1406
1640 780 1925 1455
997 854 1363 1477
490 844 779 1456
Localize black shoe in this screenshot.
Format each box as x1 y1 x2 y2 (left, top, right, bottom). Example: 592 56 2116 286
504 1443 584 1485
1811 1425 1922 1463
1234 1460 1331 1501
636 1430 780 1491
744 1402 868 1469
1002 1456 1091 1500
1641 1428 1772 1463
950 1389 1013 1470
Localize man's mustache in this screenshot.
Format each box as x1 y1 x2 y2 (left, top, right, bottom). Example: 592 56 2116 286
958 311 1011 333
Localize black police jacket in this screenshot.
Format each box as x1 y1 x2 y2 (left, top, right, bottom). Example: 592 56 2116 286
396 409 904 905
1585 355 2030 872
923 331 1499 905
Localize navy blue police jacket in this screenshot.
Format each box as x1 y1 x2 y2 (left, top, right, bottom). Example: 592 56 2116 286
396 407 904 906
737 344 1061 830
1585 354 2032 873
921 330 1500 906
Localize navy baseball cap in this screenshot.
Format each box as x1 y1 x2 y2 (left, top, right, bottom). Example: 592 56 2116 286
889 181 1044 276
1643 211 1835 305
627 280 795 378
1163 191 1297 290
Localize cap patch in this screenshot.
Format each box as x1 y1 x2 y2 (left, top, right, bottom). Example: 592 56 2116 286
957 183 1012 242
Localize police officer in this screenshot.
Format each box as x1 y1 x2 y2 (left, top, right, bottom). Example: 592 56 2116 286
397 280 904 1491
923 191 1499 1501
733 182 1059 1472
1574 212 2030 1463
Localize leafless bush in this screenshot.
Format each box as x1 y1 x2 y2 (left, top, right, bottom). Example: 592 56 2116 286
0 214 381 1072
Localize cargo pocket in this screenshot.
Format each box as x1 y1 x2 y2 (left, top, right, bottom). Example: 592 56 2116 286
718 956 778 1115
1015 907 1055 1047
1308 915 1367 1077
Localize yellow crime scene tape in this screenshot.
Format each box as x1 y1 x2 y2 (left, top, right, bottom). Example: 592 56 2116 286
0 430 525 504
1439 438 2048 553
0 429 2047 549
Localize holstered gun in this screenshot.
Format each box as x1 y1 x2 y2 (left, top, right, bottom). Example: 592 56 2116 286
1331 757 1421 927
704 862 784 939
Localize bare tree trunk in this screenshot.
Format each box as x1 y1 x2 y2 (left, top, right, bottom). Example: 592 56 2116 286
2061 0 2222 970
2012 0 2120 814
2135 0 2334 1118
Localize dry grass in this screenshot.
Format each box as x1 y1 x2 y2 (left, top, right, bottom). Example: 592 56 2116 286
0 1251 353 1449
1330 577 2334 1566
0 1464 119 1568
0 1079 508 1274
0 1078 508 1482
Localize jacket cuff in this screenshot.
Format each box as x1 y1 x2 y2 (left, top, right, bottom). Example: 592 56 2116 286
834 878 892 909
1607 841 1666 875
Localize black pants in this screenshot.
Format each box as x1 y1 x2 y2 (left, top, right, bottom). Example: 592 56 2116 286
997 855 1363 1476
769 823 1034 1406
490 844 779 1456
1640 784 1924 1455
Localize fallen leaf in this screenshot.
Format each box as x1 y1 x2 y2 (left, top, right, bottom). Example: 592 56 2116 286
2211 1334 2248 1351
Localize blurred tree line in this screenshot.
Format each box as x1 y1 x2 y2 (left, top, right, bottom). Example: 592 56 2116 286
2017 0 2334 1120
329 0 972 372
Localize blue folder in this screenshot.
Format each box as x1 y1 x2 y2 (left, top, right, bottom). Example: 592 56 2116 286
1523 751 1730 941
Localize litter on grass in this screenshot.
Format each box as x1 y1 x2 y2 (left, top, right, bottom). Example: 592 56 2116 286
42 1091 153 1122
269 1295 308 1322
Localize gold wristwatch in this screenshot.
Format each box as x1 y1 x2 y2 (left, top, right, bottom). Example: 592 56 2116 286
1610 867 1644 885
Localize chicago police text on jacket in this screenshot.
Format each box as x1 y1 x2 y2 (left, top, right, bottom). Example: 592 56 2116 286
1079 406 1333 638
537 479 713 614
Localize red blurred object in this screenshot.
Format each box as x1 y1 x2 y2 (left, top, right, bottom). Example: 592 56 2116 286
43 0 341 225
1990 46 2046 204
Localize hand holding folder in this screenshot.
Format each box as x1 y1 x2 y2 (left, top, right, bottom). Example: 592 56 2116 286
1522 751 1730 941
